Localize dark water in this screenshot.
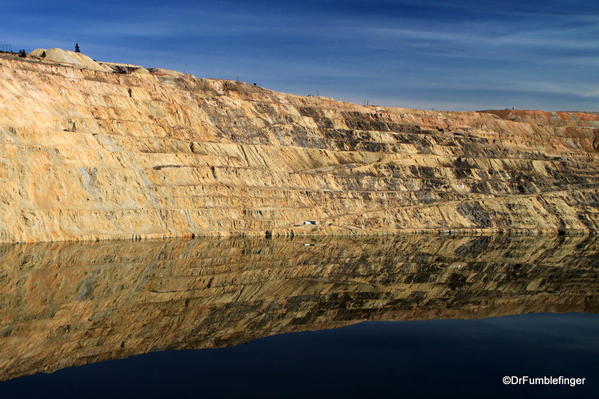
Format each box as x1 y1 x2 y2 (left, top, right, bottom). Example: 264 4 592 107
0 235 597 398
2 314 599 399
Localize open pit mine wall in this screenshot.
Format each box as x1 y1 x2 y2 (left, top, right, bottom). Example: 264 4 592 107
0 56 598 242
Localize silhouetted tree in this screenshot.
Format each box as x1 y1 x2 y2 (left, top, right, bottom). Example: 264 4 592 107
18 49 26 57
41 51 46 58
75 43 80 53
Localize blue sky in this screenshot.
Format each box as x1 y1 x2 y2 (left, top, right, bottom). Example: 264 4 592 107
1 0 598 111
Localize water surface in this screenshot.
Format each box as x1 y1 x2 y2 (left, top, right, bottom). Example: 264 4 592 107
0 235 597 397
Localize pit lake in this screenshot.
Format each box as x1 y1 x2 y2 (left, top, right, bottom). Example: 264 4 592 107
0 235 597 398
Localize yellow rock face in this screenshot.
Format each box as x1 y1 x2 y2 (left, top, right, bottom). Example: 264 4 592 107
0 53 598 242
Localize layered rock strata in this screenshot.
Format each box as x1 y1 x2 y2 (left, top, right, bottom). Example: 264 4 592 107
0 235 597 381
0 52 598 241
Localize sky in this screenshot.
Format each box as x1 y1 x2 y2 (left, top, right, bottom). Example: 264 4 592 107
1 0 598 111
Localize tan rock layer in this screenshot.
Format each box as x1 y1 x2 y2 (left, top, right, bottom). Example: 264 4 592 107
0 53 598 242
0 235 597 381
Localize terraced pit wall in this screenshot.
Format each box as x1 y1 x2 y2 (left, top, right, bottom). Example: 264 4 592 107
0 55 598 242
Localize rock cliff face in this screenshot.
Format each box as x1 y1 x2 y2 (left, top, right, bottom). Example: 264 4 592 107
0 235 597 381
0 51 598 242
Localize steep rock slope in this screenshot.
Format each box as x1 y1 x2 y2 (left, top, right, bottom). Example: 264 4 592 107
0 52 598 242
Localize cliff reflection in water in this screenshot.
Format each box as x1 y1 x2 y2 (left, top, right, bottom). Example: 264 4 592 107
0 235 597 381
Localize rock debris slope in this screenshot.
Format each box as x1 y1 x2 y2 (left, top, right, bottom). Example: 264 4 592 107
0 50 598 242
